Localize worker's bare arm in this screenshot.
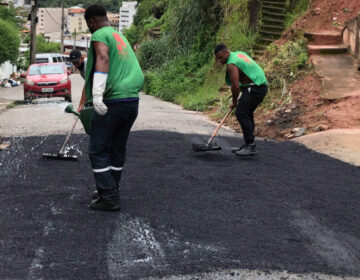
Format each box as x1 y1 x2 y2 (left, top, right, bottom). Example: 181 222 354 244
93 41 110 73
227 63 241 108
77 86 86 112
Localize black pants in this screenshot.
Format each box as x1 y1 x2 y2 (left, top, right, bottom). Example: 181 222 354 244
89 101 138 202
235 85 267 145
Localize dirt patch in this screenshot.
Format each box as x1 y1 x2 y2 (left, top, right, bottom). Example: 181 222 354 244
257 73 360 140
281 0 360 43
211 73 360 142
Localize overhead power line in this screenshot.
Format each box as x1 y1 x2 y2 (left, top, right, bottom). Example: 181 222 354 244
44 8 61 25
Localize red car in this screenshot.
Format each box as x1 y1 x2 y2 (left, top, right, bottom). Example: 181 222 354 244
22 63 72 102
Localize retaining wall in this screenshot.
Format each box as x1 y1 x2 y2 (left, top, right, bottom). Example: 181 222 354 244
343 14 360 60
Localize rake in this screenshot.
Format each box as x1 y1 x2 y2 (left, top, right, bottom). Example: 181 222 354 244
192 108 233 152
42 117 79 161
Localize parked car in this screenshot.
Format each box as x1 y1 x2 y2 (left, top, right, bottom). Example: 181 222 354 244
36 53 77 73
22 63 72 102
35 53 67 64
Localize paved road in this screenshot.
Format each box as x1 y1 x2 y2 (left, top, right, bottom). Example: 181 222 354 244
1 75 360 279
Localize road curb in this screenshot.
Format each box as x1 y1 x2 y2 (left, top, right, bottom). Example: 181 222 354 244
0 100 12 114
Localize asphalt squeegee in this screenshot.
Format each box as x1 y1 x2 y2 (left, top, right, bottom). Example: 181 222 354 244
192 108 233 152
42 117 79 161
42 104 93 161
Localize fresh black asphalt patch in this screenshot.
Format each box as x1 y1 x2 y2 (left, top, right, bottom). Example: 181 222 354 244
0 131 360 279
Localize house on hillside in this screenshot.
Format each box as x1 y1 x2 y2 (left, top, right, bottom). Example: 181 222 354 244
68 7 87 34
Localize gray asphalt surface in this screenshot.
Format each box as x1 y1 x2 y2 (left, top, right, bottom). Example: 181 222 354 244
0 75 360 279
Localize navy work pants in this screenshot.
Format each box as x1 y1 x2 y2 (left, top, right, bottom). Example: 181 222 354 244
89 101 138 202
235 85 268 145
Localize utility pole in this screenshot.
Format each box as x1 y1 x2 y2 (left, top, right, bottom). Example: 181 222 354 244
73 29 76 50
60 0 65 53
29 0 38 64
86 36 89 52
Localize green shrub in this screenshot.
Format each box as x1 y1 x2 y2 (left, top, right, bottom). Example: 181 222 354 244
0 18 20 65
263 38 309 88
257 37 310 111
36 35 61 53
138 39 168 70
217 0 257 53
122 25 141 48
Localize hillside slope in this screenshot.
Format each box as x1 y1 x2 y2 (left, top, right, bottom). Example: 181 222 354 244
241 0 360 141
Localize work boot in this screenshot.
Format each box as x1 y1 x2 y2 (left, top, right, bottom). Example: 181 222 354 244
235 143 257 156
231 144 247 153
89 197 121 211
92 190 99 199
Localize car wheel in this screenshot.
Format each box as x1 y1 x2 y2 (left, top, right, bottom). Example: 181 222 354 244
65 95 72 103
24 96 32 104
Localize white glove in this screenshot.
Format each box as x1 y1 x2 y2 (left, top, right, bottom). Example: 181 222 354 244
92 72 108 115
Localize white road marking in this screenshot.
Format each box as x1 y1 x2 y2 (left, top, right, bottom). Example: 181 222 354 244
107 217 228 279
142 268 360 280
27 202 57 279
107 217 167 279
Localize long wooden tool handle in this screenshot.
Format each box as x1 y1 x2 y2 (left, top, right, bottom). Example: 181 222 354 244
59 118 79 154
207 108 233 145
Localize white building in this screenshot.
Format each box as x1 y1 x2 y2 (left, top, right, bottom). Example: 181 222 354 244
0 61 17 80
119 1 137 31
67 7 87 33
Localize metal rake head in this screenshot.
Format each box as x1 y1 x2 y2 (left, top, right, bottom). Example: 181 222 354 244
192 142 221 152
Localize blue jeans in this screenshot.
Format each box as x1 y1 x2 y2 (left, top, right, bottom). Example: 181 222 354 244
235 85 267 145
89 101 138 202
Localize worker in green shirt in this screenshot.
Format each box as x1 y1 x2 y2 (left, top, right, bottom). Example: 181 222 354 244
84 4 144 211
214 44 268 156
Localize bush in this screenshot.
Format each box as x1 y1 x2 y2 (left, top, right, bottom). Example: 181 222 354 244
217 0 258 53
263 38 309 88
0 6 24 29
122 25 141 47
0 18 20 65
257 38 310 111
36 35 61 53
138 39 168 70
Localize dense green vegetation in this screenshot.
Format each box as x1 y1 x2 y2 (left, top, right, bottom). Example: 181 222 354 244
0 6 21 65
126 0 310 113
0 18 20 65
126 0 258 111
35 35 61 53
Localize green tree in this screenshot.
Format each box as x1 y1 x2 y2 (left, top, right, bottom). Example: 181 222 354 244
0 18 20 65
0 6 25 29
36 35 61 53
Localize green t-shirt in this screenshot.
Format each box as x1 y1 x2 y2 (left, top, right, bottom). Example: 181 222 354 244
85 26 144 102
225 51 268 87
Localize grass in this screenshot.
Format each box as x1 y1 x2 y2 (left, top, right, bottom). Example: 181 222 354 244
6 100 24 109
176 68 224 111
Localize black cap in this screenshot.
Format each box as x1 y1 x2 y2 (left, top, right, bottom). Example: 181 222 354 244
69 49 82 63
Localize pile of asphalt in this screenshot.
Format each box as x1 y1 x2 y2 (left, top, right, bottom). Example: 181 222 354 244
0 132 359 279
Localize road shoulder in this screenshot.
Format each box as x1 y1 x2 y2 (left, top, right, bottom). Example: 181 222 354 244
293 128 360 166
